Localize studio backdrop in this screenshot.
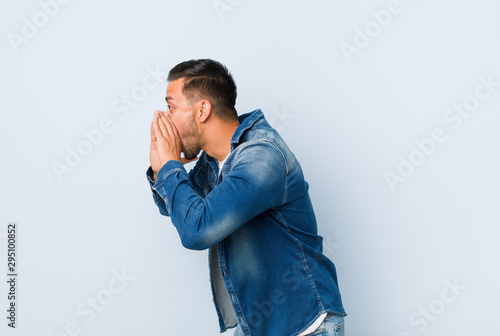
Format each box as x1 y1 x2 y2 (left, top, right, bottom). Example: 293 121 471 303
1 0 499 335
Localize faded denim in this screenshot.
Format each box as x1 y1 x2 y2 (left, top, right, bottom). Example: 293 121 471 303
146 109 346 336
234 313 345 336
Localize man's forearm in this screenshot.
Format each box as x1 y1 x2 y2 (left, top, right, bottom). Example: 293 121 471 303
146 166 170 217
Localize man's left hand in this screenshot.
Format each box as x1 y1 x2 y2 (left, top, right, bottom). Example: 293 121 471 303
153 110 183 166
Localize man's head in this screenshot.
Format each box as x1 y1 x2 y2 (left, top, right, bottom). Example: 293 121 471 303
165 59 238 160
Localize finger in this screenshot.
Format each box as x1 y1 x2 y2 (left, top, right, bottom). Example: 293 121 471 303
157 113 170 138
153 115 163 139
180 156 198 165
160 112 177 141
164 113 181 139
151 118 156 142
161 113 182 146
160 112 176 137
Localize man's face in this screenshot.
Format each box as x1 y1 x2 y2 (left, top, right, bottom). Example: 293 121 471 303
165 78 202 160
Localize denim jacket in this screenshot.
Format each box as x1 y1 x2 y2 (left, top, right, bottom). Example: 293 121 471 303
146 109 346 336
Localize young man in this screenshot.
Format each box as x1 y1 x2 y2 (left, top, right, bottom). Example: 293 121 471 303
146 59 346 336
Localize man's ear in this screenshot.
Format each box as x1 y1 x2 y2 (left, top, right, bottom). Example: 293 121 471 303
198 100 212 123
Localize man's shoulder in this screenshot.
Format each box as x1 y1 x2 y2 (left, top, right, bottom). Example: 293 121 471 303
236 123 296 174
231 138 289 174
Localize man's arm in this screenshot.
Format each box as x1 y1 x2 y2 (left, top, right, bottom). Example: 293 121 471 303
146 154 205 217
153 141 287 250
146 165 170 216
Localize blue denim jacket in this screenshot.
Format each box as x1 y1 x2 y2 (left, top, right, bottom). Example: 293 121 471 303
146 109 346 336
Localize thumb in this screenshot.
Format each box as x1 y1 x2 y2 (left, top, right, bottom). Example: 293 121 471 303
180 156 198 165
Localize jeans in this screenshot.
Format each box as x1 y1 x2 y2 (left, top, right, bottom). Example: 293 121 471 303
232 314 345 336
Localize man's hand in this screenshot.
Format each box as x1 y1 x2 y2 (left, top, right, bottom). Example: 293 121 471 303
149 110 197 181
149 112 164 181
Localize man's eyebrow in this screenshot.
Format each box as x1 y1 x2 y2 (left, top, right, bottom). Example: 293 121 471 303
165 96 173 102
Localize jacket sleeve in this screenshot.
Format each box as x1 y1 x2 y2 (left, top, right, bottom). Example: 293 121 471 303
146 166 170 216
146 155 205 217
151 141 287 250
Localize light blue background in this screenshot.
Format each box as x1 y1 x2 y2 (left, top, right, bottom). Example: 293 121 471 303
1 0 499 335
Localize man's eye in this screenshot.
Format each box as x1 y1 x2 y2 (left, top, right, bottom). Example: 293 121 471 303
167 105 173 111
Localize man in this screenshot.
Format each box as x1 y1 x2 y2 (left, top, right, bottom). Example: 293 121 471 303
146 59 346 336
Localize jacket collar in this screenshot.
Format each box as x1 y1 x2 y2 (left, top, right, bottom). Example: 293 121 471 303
230 109 264 149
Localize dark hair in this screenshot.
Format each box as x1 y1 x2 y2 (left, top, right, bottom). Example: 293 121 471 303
167 59 238 122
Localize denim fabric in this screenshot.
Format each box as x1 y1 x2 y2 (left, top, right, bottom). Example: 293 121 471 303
233 314 345 336
146 109 346 336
